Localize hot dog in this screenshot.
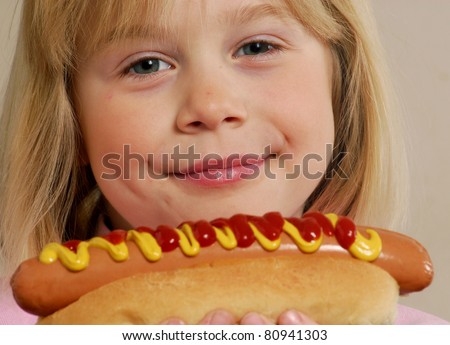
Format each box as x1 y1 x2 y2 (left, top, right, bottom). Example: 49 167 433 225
10 212 434 324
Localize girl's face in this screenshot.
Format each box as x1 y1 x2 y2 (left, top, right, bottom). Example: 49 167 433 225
74 0 335 228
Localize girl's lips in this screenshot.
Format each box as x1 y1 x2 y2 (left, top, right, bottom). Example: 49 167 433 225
173 156 267 187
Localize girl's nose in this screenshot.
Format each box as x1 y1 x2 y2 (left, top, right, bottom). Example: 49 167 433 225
175 68 248 133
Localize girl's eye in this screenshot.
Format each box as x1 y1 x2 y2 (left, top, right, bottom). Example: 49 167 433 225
236 41 276 57
127 58 171 75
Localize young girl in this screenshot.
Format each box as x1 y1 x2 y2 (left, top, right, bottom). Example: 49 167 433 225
0 0 447 325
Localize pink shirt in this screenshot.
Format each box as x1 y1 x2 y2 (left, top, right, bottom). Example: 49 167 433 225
1 284 448 325
0 285 38 325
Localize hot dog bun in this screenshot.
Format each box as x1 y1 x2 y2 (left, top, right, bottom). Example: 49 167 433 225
10 212 433 324
37 256 399 325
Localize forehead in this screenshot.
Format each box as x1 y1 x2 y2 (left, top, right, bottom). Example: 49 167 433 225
78 0 295 55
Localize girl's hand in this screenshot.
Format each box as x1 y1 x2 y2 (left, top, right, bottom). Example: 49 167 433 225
241 310 317 325
161 309 317 325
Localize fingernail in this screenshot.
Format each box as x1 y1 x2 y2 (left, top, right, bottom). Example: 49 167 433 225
201 310 235 325
280 310 314 325
160 318 185 325
241 312 272 325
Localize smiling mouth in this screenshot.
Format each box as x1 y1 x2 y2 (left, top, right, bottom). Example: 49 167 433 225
172 154 272 186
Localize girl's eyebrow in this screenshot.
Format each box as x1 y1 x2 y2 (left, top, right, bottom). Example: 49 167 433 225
96 3 293 51
221 3 294 27
94 25 175 54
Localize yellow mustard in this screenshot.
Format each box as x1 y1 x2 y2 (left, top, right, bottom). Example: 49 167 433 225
175 224 200 256
87 237 129 262
213 225 238 249
126 230 162 261
38 214 383 271
325 213 339 227
349 229 382 262
40 242 91 272
248 222 281 251
282 220 323 253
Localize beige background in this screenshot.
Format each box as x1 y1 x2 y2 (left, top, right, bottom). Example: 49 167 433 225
1 1 449 321
370 0 450 321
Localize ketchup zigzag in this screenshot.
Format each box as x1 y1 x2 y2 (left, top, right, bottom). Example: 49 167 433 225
39 212 382 271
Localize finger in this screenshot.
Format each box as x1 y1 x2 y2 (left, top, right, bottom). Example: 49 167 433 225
199 309 237 325
240 312 274 325
277 310 317 325
160 318 186 325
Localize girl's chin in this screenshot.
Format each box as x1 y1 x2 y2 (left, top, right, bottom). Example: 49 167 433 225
129 203 303 228
109 182 307 227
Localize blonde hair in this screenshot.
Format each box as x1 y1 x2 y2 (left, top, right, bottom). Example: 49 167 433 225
0 0 407 279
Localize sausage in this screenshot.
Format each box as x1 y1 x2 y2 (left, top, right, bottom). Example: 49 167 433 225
10 212 434 317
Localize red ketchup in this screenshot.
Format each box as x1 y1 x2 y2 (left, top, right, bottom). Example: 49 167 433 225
248 215 282 241
150 225 180 252
62 240 81 253
228 214 256 248
334 216 357 249
287 217 321 242
102 230 128 245
303 211 335 236
62 212 357 255
191 220 217 247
